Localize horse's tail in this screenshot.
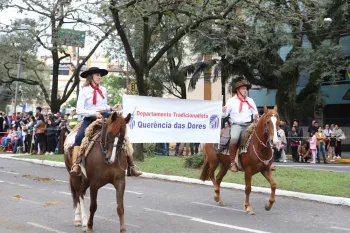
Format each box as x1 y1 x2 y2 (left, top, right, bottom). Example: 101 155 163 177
200 143 212 181
69 178 78 208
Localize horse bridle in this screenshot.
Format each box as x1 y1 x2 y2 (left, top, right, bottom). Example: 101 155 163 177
254 113 274 148
251 113 277 166
90 116 124 164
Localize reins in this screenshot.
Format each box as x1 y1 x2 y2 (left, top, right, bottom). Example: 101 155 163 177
88 116 124 164
250 113 275 166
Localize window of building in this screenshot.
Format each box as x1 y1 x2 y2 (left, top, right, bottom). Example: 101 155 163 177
58 70 69 75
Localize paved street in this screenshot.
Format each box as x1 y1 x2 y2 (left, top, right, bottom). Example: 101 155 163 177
1 158 350 233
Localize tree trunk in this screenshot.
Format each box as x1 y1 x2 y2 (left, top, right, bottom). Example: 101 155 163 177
180 83 186 99
50 98 61 113
221 56 229 105
296 69 322 120
133 71 147 161
50 52 60 113
135 72 147 96
133 142 144 162
276 70 299 124
221 85 226 105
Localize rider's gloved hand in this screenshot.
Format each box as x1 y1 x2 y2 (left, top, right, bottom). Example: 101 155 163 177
95 112 103 119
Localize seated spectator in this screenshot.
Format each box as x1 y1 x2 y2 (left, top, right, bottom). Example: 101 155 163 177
1 129 13 151
297 142 311 163
1 127 18 151
12 129 23 153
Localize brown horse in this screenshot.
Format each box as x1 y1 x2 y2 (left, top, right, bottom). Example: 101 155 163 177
64 112 131 233
200 105 279 215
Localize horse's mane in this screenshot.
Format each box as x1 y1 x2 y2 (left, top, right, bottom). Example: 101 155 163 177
107 112 126 136
244 121 257 139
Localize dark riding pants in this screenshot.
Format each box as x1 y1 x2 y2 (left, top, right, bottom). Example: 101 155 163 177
74 112 109 146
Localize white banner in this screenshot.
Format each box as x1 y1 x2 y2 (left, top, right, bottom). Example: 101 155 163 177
122 95 222 143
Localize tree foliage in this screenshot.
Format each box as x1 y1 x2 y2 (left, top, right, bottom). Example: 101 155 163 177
184 0 350 122
101 73 126 105
0 33 50 111
0 0 117 112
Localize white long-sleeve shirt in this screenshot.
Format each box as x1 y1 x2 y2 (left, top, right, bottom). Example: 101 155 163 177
322 128 332 137
76 85 111 118
223 95 258 124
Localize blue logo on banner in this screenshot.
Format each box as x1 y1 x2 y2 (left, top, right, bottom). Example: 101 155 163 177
129 114 135 130
209 115 219 129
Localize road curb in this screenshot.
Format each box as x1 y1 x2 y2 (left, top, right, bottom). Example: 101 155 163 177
286 154 350 164
1 155 350 207
0 155 65 168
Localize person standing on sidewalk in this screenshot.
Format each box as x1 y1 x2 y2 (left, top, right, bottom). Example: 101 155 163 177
316 126 327 164
333 124 345 159
289 126 300 162
328 133 336 162
309 131 317 164
323 124 332 157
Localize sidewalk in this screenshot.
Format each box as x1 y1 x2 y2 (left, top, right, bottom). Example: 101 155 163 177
286 151 350 164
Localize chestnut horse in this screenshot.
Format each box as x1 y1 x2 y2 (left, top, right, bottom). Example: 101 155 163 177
200 105 279 215
64 112 131 233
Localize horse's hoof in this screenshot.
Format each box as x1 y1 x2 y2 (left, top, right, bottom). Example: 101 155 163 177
120 228 127 233
248 210 255 215
265 203 272 211
86 228 93 233
82 226 88 232
217 199 224 206
214 195 220 203
74 220 82 227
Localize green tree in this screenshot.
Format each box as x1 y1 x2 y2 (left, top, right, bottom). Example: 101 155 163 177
0 33 51 111
108 0 244 97
0 0 117 112
185 0 349 123
65 98 77 108
101 74 126 105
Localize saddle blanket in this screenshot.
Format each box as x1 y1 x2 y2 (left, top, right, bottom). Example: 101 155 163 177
64 119 133 158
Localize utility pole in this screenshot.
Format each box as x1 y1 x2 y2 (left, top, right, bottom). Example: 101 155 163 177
14 56 21 114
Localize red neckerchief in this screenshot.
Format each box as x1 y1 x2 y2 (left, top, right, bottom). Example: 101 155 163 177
90 83 105 105
237 95 254 112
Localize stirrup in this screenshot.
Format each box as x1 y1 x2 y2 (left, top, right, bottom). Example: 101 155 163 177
70 164 81 176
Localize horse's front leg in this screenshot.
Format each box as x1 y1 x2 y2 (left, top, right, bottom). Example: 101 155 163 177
79 196 89 231
244 170 255 215
261 167 276 211
114 179 126 233
87 186 98 233
74 202 82 226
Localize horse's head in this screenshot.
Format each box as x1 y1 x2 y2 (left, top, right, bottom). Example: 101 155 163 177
104 112 131 159
261 105 280 146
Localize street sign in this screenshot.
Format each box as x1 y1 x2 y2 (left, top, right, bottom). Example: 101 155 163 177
59 29 86 48
127 80 138 95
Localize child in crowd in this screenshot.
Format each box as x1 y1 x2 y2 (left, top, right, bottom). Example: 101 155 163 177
309 131 317 164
